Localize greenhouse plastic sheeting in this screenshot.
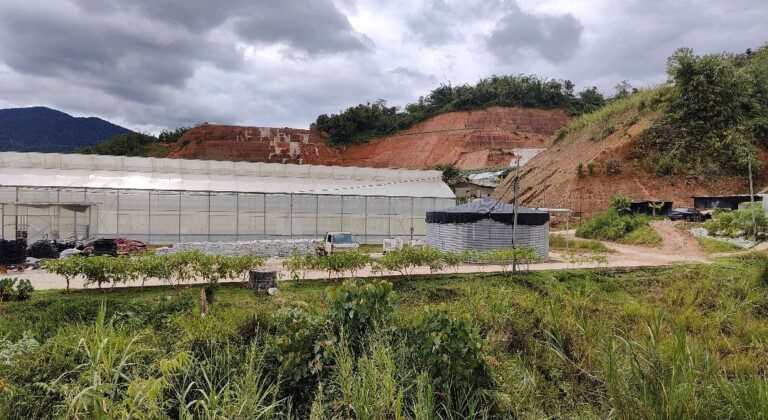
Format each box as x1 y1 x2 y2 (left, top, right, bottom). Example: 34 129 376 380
0 152 454 198
0 152 456 244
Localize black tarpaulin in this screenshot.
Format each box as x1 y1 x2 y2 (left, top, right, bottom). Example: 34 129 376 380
426 198 549 226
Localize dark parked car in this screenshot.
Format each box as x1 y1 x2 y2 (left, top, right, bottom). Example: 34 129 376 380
668 208 708 222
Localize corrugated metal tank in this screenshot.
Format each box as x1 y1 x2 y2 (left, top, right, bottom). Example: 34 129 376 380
425 198 549 260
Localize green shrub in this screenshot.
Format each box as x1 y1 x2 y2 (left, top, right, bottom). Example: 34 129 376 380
326 279 396 350
283 253 317 281
587 162 596 175
264 303 324 387
576 210 649 241
43 257 84 290
0 330 39 365
14 279 33 301
376 246 444 279
0 278 16 301
441 250 473 272
704 206 767 238
317 250 372 280
411 307 491 391
577 163 585 178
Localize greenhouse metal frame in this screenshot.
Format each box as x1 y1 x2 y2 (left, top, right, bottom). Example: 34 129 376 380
0 152 456 244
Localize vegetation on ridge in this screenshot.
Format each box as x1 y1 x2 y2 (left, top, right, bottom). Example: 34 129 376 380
637 45 768 176
316 74 607 147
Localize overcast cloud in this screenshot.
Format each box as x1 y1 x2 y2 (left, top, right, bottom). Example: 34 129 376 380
1 0 767 133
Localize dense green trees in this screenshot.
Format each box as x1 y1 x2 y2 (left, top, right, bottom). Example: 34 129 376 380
75 125 196 157
74 132 165 157
638 46 768 176
316 75 606 146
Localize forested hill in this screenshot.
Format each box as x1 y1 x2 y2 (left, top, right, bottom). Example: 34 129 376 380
315 75 606 147
0 106 133 153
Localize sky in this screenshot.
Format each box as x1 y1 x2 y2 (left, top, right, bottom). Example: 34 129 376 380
0 0 767 134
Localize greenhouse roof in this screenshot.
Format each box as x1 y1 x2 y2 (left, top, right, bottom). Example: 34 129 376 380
0 152 455 198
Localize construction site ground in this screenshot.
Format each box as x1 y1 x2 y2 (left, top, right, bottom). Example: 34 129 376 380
8 221 764 291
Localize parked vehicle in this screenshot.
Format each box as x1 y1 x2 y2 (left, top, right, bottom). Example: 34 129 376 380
315 232 359 255
668 207 708 222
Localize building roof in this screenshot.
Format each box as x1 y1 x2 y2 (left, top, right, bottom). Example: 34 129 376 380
0 152 455 198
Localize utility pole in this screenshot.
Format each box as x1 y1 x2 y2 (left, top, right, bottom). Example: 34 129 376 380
512 155 521 274
748 158 758 239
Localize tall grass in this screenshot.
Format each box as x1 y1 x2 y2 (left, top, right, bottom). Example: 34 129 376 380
556 88 660 142
3 255 768 418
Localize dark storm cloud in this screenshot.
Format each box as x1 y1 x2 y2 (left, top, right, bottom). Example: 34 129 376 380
406 0 457 46
2 0 768 133
486 4 583 63
406 0 504 46
77 0 372 54
0 0 369 105
0 4 240 103
232 0 372 55
566 0 768 91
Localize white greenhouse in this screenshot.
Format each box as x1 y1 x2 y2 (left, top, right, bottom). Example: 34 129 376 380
0 152 456 244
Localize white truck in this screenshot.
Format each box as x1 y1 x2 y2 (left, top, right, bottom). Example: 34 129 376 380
315 232 359 255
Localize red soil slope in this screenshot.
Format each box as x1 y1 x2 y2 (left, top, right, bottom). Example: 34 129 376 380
165 125 339 165
329 107 567 169
164 107 568 170
494 109 766 221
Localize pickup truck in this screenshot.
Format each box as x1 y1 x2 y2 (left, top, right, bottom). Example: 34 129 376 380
315 232 359 255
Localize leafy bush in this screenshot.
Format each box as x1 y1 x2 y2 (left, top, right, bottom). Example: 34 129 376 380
704 206 767 238
376 246 444 279
0 278 16 301
587 162 596 175
410 307 491 390
576 163 585 178
14 279 33 301
43 257 84 290
326 279 396 350
317 250 372 280
441 250 473 272
0 330 39 365
264 303 324 388
636 46 768 176
619 224 663 247
611 195 632 215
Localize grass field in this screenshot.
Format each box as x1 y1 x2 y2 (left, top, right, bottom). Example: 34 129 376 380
696 236 746 254
549 234 615 253
1 254 768 418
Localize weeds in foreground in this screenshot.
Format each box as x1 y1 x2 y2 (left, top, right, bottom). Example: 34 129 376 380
2 256 768 418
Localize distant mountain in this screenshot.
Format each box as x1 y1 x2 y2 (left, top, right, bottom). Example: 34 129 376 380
0 106 133 153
